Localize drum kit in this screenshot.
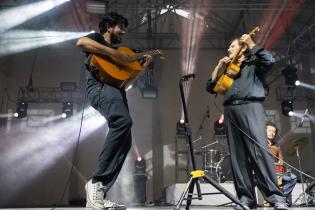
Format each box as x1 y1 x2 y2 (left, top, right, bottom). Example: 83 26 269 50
197 135 315 200
198 138 233 183
193 106 232 183
191 104 315 206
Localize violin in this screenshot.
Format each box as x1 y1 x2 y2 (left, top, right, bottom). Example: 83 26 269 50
213 26 260 94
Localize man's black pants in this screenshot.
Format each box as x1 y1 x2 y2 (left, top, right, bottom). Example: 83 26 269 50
87 83 132 195
224 102 285 205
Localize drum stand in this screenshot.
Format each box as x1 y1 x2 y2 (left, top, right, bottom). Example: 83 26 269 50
293 146 313 205
202 140 219 149
202 140 219 175
175 75 246 210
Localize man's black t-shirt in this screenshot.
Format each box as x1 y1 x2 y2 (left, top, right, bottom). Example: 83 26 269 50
83 33 115 96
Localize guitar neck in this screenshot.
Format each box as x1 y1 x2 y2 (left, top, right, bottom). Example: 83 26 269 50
129 50 160 62
230 47 243 64
230 27 259 64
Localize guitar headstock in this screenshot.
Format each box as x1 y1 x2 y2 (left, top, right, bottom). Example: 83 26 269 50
249 26 260 36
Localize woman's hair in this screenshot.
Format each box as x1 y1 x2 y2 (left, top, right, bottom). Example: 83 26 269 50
99 12 128 34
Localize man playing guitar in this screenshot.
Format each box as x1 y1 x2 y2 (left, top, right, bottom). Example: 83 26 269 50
207 33 288 210
76 12 152 210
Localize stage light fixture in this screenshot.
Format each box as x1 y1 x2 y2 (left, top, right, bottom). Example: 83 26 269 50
214 114 225 135
281 99 294 116
14 101 28 118
135 157 146 175
281 65 298 87
134 156 147 204
176 120 186 135
62 102 73 119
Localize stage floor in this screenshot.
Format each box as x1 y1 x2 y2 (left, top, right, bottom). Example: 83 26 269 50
1 207 315 210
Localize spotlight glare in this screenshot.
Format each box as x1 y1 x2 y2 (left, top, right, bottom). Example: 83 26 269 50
0 30 92 56
296 81 315 91
125 85 133 91
61 113 67 119
0 0 70 33
175 9 190 19
0 113 14 118
14 112 19 118
137 157 142 162
0 106 107 201
179 119 185 124
180 4 206 123
288 111 294 116
295 80 300 86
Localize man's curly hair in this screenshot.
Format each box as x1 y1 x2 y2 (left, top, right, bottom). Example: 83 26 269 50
99 12 128 34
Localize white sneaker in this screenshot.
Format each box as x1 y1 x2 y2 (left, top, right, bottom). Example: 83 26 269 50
103 199 126 210
85 180 105 209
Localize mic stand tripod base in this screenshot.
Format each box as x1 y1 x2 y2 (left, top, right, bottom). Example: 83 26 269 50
293 146 309 206
174 170 247 210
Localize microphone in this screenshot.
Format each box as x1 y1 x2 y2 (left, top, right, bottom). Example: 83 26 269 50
181 73 195 81
298 108 309 127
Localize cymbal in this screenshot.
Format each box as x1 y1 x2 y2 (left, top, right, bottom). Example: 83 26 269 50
286 137 308 157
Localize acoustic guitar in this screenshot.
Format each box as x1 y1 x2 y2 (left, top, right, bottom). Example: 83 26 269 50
213 27 260 94
89 47 164 89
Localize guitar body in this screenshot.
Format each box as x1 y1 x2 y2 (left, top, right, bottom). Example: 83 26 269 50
90 46 144 88
213 63 241 94
213 26 260 94
213 74 234 94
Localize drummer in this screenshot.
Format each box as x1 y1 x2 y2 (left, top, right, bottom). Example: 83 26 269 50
266 121 297 205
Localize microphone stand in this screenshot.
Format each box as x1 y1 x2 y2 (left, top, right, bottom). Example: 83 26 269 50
175 74 245 210
195 106 210 141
